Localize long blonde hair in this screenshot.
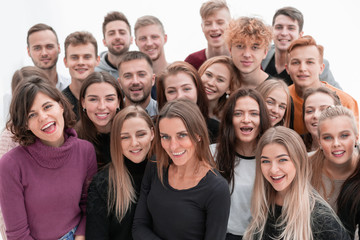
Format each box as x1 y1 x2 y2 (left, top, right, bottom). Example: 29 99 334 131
244 126 314 240
108 106 154 221
310 105 358 198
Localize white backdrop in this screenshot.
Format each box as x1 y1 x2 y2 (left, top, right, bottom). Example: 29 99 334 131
1 0 359 129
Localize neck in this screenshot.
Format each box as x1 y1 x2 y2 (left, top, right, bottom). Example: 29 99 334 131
68 80 81 99
240 69 268 89
43 67 58 86
152 56 168 76
235 140 257 156
107 52 121 69
324 152 358 180
274 48 287 74
170 159 203 178
208 100 218 118
275 192 285 206
125 96 151 110
206 45 230 59
294 80 322 98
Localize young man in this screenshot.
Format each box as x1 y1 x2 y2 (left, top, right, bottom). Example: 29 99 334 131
226 17 273 88
27 23 70 91
118 51 157 117
286 35 358 135
95 11 132 79
62 31 100 119
262 7 341 89
135 15 168 99
185 0 231 70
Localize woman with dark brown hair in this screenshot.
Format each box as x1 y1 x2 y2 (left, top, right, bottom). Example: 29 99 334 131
0 76 97 240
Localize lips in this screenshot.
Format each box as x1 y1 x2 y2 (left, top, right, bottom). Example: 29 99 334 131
271 175 285 183
130 149 142 154
75 68 88 74
172 150 186 156
332 150 345 157
95 113 109 120
41 121 56 133
241 61 253 67
240 127 253 135
296 74 309 80
205 87 216 94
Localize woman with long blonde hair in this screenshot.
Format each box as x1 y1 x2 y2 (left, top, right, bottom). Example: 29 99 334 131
244 126 349 240
86 106 154 239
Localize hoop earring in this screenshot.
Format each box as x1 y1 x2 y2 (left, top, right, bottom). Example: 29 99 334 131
116 107 120 112
82 108 86 112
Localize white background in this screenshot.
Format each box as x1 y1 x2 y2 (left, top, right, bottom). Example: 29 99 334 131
0 0 359 130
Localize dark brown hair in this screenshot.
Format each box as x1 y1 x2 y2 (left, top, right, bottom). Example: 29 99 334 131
27 23 58 46
7 76 75 146
64 31 98 58
272 6 304 32
11 66 48 94
102 11 131 37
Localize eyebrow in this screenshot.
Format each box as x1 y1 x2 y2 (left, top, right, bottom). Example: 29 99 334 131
86 94 117 98
260 154 289 159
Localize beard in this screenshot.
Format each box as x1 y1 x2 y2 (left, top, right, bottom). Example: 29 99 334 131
108 44 130 56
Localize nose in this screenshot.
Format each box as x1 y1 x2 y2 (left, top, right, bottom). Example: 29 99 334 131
241 113 250 123
145 38 153 46
280 28 288 36
333 137 341 147
169 138 179 152
38 110 48 122
131 136 140 147
207 77 215 86
299 62 307 71
271 104 279 114
132 75 140 84
313 109 321 119
270 162 279 174
177 90 185 100
41 48 48 56
243 47 251 57
98 99 106 110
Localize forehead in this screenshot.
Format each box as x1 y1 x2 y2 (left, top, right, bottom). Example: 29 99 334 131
122 116 149 131
159 117 186 133
165 72 195 88
136 24 163 37
235 96 259 110
274 14 299 28
105 20 130 34
28 30 58 45
203 8 230 21
268 88 287 102
120 59 152 73
85 82 117 95
66 43 96 56
289 45 320 60
319 116 355 133
305 92 334 106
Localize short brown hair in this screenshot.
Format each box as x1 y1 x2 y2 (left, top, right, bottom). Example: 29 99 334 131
287 35 324 63
11 66 48 94
272 6 304 32
225 17 272 49
102 11 131 37
135 15 165 36
200 0 229 19
27 23 58 46
8 76 76 146
64 31 98 58
117 51 153 70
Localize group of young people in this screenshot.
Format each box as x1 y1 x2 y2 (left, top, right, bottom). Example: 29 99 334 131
0 0 359 240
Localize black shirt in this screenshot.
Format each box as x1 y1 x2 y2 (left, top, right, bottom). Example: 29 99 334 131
264 56 293 85
62 86 79 120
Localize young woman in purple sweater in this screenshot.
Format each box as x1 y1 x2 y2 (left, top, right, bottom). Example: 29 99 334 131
0 76 97 240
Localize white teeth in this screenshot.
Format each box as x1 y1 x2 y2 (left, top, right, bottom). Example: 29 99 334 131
131 149 141 153
96 113 108 117
41 122 54 131
173 150 186 156
270 115 277 120
272 176 284 180
333 151 344 155
205 87 215 93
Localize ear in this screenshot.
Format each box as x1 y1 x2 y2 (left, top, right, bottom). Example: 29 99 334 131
263 48 269 60
95 56 100 66
102 38 107 47
319 62 325 75
151 73 156 87
64 57 68 68
150 127 155 141
164 34 168 44
285 63 289 74
225 89 231 95
81 98 86 109
130 36 134 45
299 31 304 38
27 47 31 57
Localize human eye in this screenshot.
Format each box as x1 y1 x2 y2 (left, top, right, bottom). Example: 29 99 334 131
305 108 313 114
84 54 92 59
46 44 55 50
261 159 270 164
44 104 53 110
178 132 188 139
252 45 259 50
183 87 192 92
139 36 146 42
279 158 288 162
107 31 115 36
217 77 225 83
279 104 287 110
152 35 159 40
33 46 41 51
28 112 36 119
204 21 211 26
166 89 175 95
236 44 243 49
138 72 147 78
274 25 283 30
307 60 315 64
322 135 332 140
70 55 78 60
290 60 299 65
160 134 170 140
341 133 350 139
266 99 274 105
251 111 259 116
205 72 212 78
233 111 242 117
288 26 296 31
120 135 129 140
137 132 146 138
123 73 132 79
88 97 98 102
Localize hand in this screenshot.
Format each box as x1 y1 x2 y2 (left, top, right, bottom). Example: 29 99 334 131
75 235 85 240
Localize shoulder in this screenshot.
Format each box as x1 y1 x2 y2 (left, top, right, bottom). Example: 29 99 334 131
0 145 27 174
324 82 357 105
185 49 207 69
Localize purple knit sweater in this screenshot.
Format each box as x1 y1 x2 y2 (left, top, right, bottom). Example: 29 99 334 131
0 128 97 240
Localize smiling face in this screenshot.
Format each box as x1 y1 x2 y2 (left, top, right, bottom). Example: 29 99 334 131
265 88 288 126
201 63 231 103
159 117 197 167
64 43 100 82
304 92 335 139
135 24 167 61
273 15 303 52
261 143 296 201
286 45 324 91
120 116 154 163
103 20 132 56
82 82 120 133
230 40 268 76
201 8 230 48
164 72 198 103
27 92 65 147
319 116 358 167
232 96 260 146
27 30 60 70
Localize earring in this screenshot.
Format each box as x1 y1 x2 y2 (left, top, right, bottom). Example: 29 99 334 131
226 93 229 99
116 107 120 112
82 108 86 112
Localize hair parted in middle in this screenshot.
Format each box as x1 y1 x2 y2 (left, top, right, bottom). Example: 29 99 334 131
154 99 215 183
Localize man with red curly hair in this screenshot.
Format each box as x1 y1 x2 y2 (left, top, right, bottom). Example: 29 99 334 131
226 17 272 88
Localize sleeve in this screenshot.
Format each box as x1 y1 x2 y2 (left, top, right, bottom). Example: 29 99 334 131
85 174 110 240
76 143 98 236
320 59 342 90
132 162 162 240
0 154 35 240
204 174 231 240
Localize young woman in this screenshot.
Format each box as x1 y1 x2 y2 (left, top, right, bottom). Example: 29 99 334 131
214 88 271 239
338 157 360 239
310 105 359 211
77 71 124 169
255 79 291 127
198 56 240 120
86 106 154 239
243 126 350 240
0 76 97 239
133 99 230 240
157 61 219 143
302 87 341 152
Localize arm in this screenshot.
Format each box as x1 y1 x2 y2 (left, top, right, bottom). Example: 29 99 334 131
85 172 110 240
132 162 162 240
320 59 342 90
0 154 35 240
76 144 98 236
204 174 231 240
